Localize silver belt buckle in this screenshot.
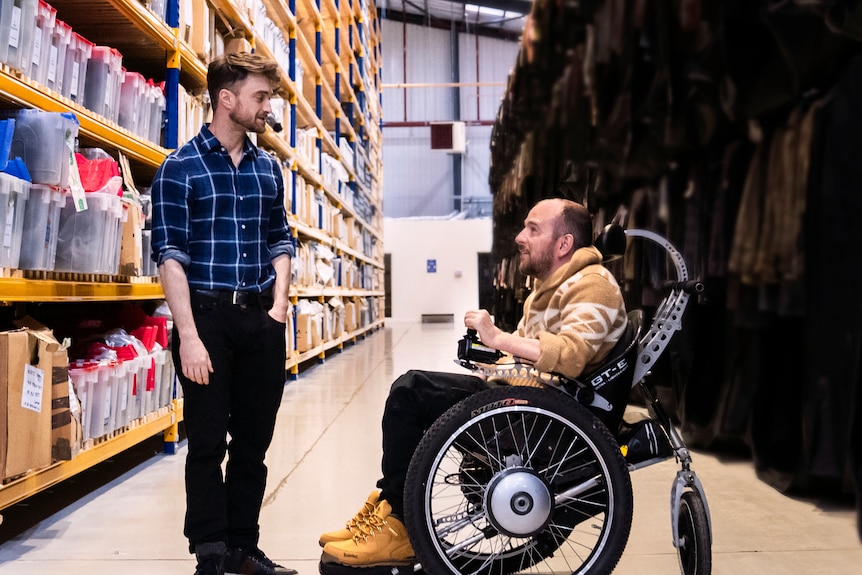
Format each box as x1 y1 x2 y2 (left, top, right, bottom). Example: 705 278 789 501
231 291 241 305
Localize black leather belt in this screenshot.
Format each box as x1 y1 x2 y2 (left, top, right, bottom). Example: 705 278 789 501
192 288 267 307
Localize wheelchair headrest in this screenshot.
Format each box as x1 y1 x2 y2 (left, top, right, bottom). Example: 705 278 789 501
594 223 626 261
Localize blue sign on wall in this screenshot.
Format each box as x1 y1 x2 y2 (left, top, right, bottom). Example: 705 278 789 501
427 259 437 273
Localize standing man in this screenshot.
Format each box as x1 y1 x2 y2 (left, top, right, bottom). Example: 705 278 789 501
151 52 295 575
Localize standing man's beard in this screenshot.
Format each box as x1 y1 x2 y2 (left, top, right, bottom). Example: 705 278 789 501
230 109 267 134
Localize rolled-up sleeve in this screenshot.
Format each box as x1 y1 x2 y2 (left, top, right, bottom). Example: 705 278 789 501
151 154 191 268
267 167 295 260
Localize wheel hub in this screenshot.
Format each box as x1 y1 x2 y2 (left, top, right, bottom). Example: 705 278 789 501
485 467 552 537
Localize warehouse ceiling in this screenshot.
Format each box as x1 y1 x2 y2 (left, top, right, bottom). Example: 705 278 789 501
377 0 530 38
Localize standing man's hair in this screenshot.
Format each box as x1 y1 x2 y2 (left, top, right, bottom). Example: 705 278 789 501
554 199 593 251
207 52 282 112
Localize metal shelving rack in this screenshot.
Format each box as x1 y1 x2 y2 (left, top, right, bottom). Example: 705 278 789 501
0 0 384 515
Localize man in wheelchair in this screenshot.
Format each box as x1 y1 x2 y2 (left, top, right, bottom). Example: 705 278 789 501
320 198 630 569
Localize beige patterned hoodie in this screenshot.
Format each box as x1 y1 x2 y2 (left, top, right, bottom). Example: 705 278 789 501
516 246 628 380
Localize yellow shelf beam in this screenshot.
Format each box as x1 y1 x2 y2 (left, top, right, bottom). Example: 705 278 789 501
0 278 164 303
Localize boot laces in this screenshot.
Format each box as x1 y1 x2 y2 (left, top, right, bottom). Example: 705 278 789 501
246 548 276 569
352 508 388 543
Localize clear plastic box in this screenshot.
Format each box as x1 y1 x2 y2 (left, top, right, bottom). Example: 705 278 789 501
147 0 167 22
55 190 122 274
43 19 71 93
18 183 63 270
84 46 123 122
2 109 79 186
69 362 98 441
0 0 38 72
0 172 30 268
119 70 146 136
87 361 113 439
146 82 165 145
27 0 56 86
62 32 93 104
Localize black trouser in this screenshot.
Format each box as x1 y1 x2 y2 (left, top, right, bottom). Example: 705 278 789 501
173 290 287 552
377 370 489 518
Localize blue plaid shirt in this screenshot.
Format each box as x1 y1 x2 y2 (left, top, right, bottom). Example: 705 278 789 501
151 125 294 292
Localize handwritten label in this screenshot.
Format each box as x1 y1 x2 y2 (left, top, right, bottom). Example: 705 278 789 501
22 364 45 413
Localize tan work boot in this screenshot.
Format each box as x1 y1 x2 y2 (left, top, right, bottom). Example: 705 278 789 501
319 489 381 546
321 500 416 567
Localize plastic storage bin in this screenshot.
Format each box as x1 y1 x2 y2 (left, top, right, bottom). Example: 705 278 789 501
146 81 165 145
18 183 63 270
147 0 167 22
43 19 71 93
118 70 146 136
69 362 97 441
54 190 123 274
84 46 123 123
27 1 56 86
1 110 79 186
0 0 38 72
62 32 93 103
0 172 30 268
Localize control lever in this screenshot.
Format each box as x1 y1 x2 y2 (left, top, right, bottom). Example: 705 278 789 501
457 329 503 370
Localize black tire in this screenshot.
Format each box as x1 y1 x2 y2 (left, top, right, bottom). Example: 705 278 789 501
404 386 633 575
677 491 712 575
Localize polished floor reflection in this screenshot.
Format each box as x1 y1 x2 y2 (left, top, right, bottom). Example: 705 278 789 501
0 321 858 574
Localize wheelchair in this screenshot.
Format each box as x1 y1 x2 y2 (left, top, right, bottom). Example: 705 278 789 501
401 226 713 575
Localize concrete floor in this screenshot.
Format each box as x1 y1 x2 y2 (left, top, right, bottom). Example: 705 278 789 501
0 321 858 574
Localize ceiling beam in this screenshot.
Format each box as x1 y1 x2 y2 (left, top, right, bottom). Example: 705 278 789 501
444 0 533 15
377 7 524 41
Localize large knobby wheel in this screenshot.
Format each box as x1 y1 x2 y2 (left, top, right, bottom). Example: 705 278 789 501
404 386 633 575
677 490 712 575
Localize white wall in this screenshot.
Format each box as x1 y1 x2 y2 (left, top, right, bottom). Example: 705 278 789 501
385 217 493 322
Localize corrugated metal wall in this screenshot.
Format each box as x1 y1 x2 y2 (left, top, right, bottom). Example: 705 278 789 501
381 19 519 218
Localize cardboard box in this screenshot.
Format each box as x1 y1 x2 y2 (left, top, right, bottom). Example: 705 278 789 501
0 330 54 480
13 317 82 461
345 301 358 333
119 199 143 276
50 343 82 461
296 313 313 353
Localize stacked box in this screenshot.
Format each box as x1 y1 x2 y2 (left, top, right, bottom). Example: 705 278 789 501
0 329 54 480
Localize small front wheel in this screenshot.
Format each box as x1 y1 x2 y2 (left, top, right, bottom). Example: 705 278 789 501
677 490 712 575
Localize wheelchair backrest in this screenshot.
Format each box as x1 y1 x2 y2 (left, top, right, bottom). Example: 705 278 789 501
561 310 643 430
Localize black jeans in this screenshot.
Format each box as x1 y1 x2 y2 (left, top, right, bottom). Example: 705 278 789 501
173 291 287 552
377 370 489 518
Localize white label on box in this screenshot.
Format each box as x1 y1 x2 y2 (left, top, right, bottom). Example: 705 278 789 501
105 77 113 111
120 376 128 411
22 364 45 413
9 5 21 50
70 61 80 99
3 199 14 248
48 43 58 84
32 26 43 67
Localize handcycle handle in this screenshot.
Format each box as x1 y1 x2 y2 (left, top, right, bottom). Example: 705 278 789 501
662 280 704 294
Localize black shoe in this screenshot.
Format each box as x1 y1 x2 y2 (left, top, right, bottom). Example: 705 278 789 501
194 555 224 575
194 541 226 575
619 418 674 464
223 547 297 575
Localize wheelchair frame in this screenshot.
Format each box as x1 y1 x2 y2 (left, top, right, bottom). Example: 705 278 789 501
403 227 713 575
